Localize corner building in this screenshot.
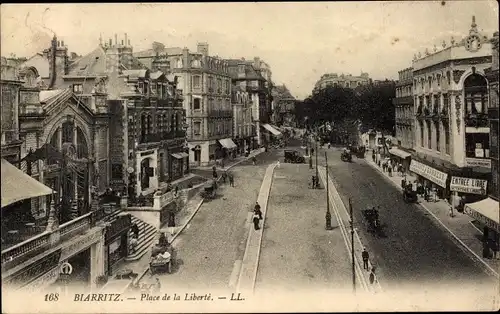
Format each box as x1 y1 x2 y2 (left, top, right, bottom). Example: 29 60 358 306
411 16 492 210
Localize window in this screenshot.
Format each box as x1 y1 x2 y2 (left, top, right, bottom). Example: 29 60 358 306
73 84 83 93
437 74 441 86
435 122 440 152
192 75 201 88
465 133 490 158
444 121 450 154
208 77 214 91
217 78 222 93
427 122 432 149
447 71 451 85
194 122 201 135
143 82 148 95
193 98 201 110
225 80 230 94
419 122 424 147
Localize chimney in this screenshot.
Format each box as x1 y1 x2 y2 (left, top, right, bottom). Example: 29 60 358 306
109 38 112 46
61 40 65 47
114 34 118 45
254 57 260 69
197 42 209 56
125 33 128 46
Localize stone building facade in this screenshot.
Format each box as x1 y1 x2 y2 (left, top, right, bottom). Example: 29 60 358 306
313 72 370 94
135 42 233 167
1 57 23 164
394 67 415 150
411 16 493 208
271 84 296 127
231 85 254 155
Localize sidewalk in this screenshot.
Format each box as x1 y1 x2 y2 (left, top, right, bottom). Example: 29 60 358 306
192 148 265 172
364 154 500 279
100 196 205 294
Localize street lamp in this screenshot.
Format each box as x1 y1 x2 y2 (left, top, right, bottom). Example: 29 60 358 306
325 152 333 230
315 138 319 180
349 197 356 293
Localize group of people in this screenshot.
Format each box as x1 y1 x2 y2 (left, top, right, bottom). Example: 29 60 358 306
129 222 140 254
362 248 377 285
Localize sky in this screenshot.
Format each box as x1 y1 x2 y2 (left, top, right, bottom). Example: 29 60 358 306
1 1 498 99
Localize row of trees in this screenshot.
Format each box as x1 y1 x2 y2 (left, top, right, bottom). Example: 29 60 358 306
295 80 397 134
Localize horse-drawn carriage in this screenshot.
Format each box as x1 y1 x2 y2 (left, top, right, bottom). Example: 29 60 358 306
361 207 382 234
355 146 366 158
341 149 352 162
402 186 418 203
200 180 217 199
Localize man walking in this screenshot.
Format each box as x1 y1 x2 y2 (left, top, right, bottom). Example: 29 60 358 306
369 267 376 285
254 202 263 219
228 172 234 187
362 248 370 270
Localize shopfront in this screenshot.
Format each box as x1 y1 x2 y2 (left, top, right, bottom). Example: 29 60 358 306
409 159 449 199
388 147 412 173
105 213 131 276
450 176 488 211
218 138 238 159
170 152 188 181
464 197 499 258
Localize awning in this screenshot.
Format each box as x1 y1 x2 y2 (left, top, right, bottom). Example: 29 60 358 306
218 138 237 149
1 159 54 208
171 152 189 159
409 160 448 188
389 148 411 159
464 198 499 232
261 124 282 136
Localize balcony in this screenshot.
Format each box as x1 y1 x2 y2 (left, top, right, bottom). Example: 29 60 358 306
465 113 489 128
431 106 440 121
139 133 161 144
1 205 110 271
209 110 232 118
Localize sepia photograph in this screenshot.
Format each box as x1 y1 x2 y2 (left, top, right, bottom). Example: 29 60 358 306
1 1 499 312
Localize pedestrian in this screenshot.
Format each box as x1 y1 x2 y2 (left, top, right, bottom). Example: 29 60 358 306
311 176 316 189
212 169 218 180
311 147 315 156
129 235 138 254
362 248 370 270
252 156 257 166
131 222 140 239
369 267 376 285
253 213 260 230
222 171 227 183
277 160 281 168
228 173 234 187
388 166 392 177
254 202 263 219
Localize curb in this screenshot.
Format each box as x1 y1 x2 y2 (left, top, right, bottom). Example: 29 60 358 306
364 157 500 279
224 149 265 171
235 162 277 294
129 198 205 289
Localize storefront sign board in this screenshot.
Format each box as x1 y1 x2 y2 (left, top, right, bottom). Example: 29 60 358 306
464 206 500 232
465 158 491 169
409 160 448 188
450 176 488 195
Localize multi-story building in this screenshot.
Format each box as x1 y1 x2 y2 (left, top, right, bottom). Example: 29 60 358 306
465 31 499 254
411 16 492 209
1 58 23 164
227 57 280 148
313 72 370 94
231 85 254 155
271 84 296 127
135 42 234 167
390 68 415 172
1 43 128 293
20 34 187 197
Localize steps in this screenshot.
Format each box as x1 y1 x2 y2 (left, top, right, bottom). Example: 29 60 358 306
104 206 157 262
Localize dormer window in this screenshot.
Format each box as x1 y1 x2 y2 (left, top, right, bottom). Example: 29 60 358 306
73 84 83 93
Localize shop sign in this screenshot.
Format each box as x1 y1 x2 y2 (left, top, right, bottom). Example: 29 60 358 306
464 206 499 232
4 249 62 287
409 160 448 188
475 148 484 158
450 176 488 195
465 158 491 169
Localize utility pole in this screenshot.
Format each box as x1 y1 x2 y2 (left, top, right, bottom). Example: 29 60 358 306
325 152 332 230
349 197 356 293
315 138 319 180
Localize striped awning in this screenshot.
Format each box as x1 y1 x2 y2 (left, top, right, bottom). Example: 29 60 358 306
1 159 54 208
464 198 499 232
218 138 237 149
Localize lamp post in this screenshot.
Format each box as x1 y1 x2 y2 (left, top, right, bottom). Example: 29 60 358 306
325 152 333 230
315 138 319 180
349 197 356 293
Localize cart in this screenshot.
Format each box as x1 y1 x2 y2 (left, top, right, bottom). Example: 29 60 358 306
361 208 382 234
150 244 173 275
403 187 418 203
201 180 217 199
341 150 352 162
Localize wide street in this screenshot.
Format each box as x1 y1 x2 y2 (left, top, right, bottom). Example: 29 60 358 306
312 145 498 295
141 150 281 293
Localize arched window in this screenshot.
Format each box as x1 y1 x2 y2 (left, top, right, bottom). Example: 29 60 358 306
427 121 432 149
464 73 488 115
